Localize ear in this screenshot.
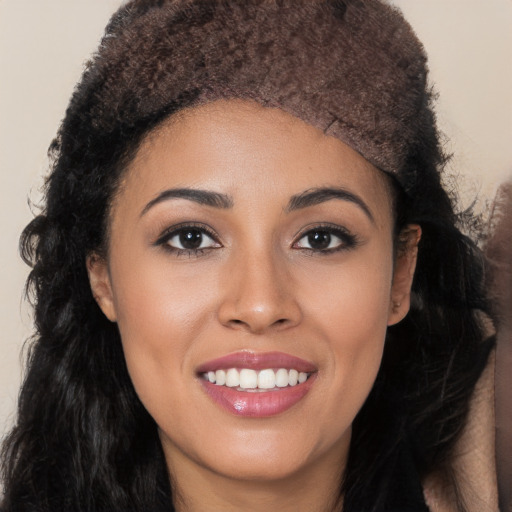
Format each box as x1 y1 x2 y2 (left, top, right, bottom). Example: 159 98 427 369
86 253 117 322
387 224 421 326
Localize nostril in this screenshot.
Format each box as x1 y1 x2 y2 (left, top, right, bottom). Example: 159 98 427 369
228 319 245 327
218 292 302 333
225 317 290 332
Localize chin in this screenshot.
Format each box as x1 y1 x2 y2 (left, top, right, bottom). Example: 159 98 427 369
160 417 351 485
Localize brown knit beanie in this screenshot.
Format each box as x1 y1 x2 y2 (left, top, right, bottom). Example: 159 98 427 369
77 0 441 193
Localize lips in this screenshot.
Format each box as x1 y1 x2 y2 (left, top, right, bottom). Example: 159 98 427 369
197 351 317 417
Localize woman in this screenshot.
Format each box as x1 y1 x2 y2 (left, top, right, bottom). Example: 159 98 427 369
0 1 496 511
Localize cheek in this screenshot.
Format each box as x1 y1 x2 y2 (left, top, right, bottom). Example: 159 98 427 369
109 255 220 415
112 245 222 335
304 250 393 344
299 254 392 427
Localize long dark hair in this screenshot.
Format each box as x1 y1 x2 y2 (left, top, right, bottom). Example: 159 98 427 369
1 1 493 511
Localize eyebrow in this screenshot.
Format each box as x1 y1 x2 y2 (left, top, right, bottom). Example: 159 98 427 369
286 187 375 224
140 188 234 216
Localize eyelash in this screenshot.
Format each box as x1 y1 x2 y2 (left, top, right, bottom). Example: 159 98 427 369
154 223 359 258
154 222 221 257
292 223 359 255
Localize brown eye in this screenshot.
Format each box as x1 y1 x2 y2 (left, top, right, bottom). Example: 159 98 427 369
294 226 358 253
161 226 221 252
178 229 204 249
306 231 332 250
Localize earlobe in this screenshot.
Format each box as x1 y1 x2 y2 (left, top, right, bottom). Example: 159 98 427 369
387 224 422 326
86 253 117 322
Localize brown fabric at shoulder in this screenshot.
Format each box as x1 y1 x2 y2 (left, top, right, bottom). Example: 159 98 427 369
486 181 512 512
423 349 499 512
496 321 512 512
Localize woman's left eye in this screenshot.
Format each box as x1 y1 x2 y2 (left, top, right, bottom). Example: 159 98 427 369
156 225 221 254
293 226 358 253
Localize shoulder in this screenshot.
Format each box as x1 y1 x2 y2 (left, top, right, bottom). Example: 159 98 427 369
423 349 499 512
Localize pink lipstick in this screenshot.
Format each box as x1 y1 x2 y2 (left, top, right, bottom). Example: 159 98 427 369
197 351 317 417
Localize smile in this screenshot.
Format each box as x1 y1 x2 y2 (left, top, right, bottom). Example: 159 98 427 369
201 368 310 391
197 352 317 417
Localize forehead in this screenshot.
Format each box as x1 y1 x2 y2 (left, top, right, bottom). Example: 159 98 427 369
115 100 393 222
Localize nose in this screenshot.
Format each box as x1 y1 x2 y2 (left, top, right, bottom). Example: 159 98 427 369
217 249 302 334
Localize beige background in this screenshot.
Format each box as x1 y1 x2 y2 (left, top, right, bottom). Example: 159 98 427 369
1 1 511 439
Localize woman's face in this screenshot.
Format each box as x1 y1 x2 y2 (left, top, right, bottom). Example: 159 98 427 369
89 100 417 486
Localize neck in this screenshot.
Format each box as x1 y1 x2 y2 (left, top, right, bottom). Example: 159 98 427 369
164 437 349 512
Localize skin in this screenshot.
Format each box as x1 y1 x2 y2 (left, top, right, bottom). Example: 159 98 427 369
88 100 420 512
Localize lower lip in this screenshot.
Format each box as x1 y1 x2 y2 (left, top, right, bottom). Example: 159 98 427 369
200 374 316 418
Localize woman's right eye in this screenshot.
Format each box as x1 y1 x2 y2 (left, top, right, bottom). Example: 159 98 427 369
156 225 221 254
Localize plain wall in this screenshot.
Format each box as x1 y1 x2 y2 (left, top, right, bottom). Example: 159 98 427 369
1 0 511 438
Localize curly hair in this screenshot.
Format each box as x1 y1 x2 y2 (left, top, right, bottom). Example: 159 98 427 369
1 1 494 511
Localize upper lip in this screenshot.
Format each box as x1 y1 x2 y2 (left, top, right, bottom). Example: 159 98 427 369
196 351 317 374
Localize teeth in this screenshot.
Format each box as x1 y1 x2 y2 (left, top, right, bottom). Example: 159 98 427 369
239 369 258 389
203 368 311 390
215 369 226 386
258 369 276 389
275 368 289 387
225 368 240 387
